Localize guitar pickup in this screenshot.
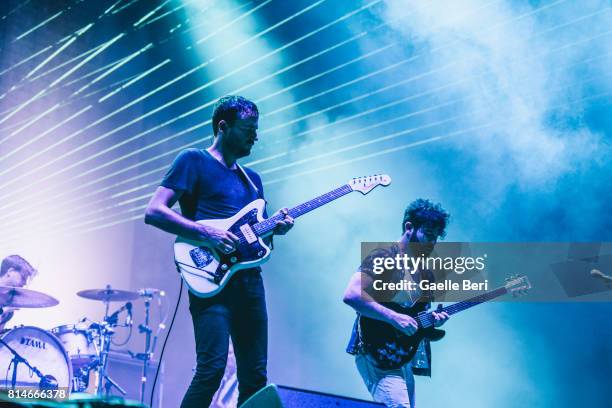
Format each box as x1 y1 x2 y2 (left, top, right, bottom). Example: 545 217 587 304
239 223 257 244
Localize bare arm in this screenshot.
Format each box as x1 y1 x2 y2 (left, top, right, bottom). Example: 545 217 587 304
343 272 418 335
144 186 239 252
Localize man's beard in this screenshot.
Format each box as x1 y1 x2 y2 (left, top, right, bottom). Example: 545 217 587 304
238 144 252 157
230 139 252 158
408 232 435 257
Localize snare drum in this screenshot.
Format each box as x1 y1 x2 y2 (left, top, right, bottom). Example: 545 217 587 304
51 323 99 370
0 326 73 390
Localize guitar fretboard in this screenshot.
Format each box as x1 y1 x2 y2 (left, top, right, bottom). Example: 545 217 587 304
252 184 353 236
416 286 508 328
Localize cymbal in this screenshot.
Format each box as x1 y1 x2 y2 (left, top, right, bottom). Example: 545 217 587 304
0 286 59 308
77 288 139 302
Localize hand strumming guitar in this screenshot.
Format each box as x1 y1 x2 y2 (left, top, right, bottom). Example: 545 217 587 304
198 224 240 254
389 312 419 336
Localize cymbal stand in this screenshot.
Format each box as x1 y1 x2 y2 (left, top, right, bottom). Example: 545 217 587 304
96 305 126 397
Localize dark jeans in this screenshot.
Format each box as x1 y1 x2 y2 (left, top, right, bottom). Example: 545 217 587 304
180 269 268 408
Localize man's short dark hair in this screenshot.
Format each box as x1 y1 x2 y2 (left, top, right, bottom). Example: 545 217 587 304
212 95 258 136
402 198 450 238
0 255 37 282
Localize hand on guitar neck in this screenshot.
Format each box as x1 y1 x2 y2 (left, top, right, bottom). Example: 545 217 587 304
270 207 294 236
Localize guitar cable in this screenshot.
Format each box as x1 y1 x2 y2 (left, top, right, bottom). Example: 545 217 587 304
149 273 184 407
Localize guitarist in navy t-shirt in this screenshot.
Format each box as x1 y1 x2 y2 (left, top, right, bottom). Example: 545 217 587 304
343 199 450 408
144 96 294 407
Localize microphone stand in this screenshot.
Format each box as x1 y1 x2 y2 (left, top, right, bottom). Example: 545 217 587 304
96 303 127 397
136 295 153 404
0 305 57 391
0 337 53 390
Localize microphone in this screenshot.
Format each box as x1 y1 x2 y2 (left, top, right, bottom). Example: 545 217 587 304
590 269 612 286
138 288 165 297
125 302 133 326
107 301 132 325
40 375 58 390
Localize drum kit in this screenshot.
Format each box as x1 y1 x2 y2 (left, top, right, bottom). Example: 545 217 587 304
0 284 165 403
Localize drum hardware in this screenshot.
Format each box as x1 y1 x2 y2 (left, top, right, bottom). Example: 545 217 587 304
91 287 165 402
124 288 165 404
0 284 167 400
105 301 133 327
134 290 157 405
0 333 57 390
0 287 63 392
51 323 100 370
0 326 72 392
97 304 133 396
74 285 138 397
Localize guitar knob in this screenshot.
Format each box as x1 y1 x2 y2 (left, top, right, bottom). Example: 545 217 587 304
221 264 228 271
230 256 237 263
257 251 263 257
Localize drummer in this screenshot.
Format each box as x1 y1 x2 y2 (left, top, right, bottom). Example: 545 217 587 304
0 255 37 330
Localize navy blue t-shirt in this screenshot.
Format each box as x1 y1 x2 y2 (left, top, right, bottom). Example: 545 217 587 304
161 148 265 221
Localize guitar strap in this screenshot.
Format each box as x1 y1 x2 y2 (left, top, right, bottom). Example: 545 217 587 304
237 163 273 248
236 163 262 199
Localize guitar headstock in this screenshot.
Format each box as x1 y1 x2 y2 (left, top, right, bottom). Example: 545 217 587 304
504 275 531 297
349 174 392 195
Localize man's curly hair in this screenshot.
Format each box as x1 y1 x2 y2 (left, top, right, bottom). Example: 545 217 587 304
402 198 450 238
212 95 258 136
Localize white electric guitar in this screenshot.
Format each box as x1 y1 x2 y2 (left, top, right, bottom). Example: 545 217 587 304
174 174 392 297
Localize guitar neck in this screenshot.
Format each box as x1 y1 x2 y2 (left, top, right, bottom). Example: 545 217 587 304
253 184 353 236
417 286 508 328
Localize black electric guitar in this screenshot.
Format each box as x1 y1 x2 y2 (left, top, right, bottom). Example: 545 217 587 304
359 275 531 369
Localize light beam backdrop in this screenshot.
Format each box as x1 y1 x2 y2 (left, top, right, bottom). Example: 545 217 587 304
0 0 611 407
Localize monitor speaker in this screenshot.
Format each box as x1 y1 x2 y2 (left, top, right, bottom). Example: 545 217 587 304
241 384 384 407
